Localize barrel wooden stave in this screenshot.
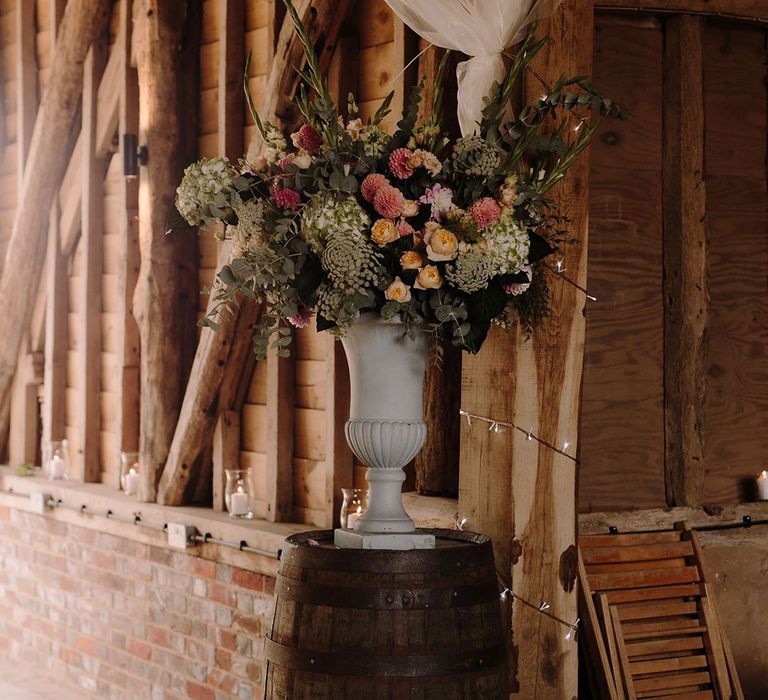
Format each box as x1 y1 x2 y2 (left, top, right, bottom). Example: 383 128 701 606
264 530 508 699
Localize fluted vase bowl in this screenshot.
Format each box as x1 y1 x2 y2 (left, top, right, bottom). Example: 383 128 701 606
341 315 429 534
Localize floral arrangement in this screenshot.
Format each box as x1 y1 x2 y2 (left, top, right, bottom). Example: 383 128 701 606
175 2 624 358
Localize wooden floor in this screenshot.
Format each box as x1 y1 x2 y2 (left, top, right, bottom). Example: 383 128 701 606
0 657 90 700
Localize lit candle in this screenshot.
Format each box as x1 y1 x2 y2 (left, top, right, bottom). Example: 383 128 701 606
757 470 768 501
229 486 249 516
49 455 65 479
123 467 139 496
347 507 362 529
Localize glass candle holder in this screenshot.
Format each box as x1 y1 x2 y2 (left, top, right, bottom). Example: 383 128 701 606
44 440 69 480
120 452 140 496
225 469 253 519
340 488 365 529
757 470 768 501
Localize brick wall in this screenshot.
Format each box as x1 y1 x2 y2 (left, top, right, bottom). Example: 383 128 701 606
0 505 276 699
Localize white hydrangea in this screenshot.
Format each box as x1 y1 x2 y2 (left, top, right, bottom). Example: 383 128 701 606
484 212 530 276
300 194 371 255
175 157 234 226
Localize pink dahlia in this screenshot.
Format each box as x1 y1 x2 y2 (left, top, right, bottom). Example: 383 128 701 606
360 173 390 203
296 124 322 153
389 148 414 179
469 197 501 229
373 185 405 219
272 185 301 211
396 218 415 237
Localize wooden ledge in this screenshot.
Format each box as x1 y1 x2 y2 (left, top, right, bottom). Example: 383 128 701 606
579 502 768 541
0 468 306 576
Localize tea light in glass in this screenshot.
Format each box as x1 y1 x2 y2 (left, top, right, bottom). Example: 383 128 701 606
120 452 140 496
225 469 253 518
45 440 69 480
340 488 365 529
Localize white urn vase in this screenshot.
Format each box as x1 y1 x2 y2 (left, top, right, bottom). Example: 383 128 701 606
334 315 434 549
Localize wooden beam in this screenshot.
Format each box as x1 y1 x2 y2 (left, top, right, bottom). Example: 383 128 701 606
78 40 108 482
595 0 767 23
509 2 593 696
133 0 201 501
662 16 707 507
266 344 294 522
159 0 349 505
8 351 44 466
0 0 111 458
15 0 37 189
323 336 353 527
217 0 244 162
212 409 240 512
115 0 140 487
42 203 67 449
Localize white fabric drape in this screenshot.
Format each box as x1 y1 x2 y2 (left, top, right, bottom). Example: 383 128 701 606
384 0 562 135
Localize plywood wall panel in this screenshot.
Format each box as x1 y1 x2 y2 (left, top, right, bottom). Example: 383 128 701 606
702 22 768 503
580 14 665 512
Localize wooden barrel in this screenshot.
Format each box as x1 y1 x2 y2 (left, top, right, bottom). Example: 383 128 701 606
264 529 508 699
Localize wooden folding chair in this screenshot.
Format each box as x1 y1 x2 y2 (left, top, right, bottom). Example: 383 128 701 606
578 524 743 700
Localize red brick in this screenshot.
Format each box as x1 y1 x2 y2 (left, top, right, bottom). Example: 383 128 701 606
186 681 215 700
231 569 266 592
188 557 216 579
127 637 152 661
216 629 237 652
262 576 275 595
207 581 235 606
76 635 98 657
147 625 171 649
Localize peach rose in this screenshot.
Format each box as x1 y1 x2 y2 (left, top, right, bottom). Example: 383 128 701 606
385 276 412 303
400 251 424 270
414 264 443 290
402 199 419 217
425 227 459 262
371 219 399 247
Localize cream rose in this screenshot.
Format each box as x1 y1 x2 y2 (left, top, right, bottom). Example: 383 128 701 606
371 219 399 247
414 264 443 290
400 251 424 270
425 227 459 262
292 152 313 169
385 276 412 303
402 199 419 217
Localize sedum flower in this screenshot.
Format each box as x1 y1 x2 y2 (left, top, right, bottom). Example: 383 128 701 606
451 135 499 178
301 193 370 255
445 248 493 293
485 211 530 276
176 157 235 226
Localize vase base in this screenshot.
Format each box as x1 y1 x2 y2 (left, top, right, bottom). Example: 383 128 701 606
333 528 436 550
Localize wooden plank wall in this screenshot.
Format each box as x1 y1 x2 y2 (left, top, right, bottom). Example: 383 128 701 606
580 13 666 511
580 13 768 511
701 21 768 503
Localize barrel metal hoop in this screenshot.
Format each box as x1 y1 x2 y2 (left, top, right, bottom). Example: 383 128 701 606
280 530 494 574
264 637 508 677
274 575 500 610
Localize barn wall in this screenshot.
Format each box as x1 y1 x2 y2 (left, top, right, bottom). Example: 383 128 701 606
579 12 768 512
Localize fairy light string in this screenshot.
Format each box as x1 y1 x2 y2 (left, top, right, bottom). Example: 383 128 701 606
458 410 578 463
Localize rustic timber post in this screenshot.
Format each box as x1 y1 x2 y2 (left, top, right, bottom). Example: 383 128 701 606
662 16 708 507
511 2 592 696
0 0 111 455
158 0 351 506
133 0 201 501
78 38 109 482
